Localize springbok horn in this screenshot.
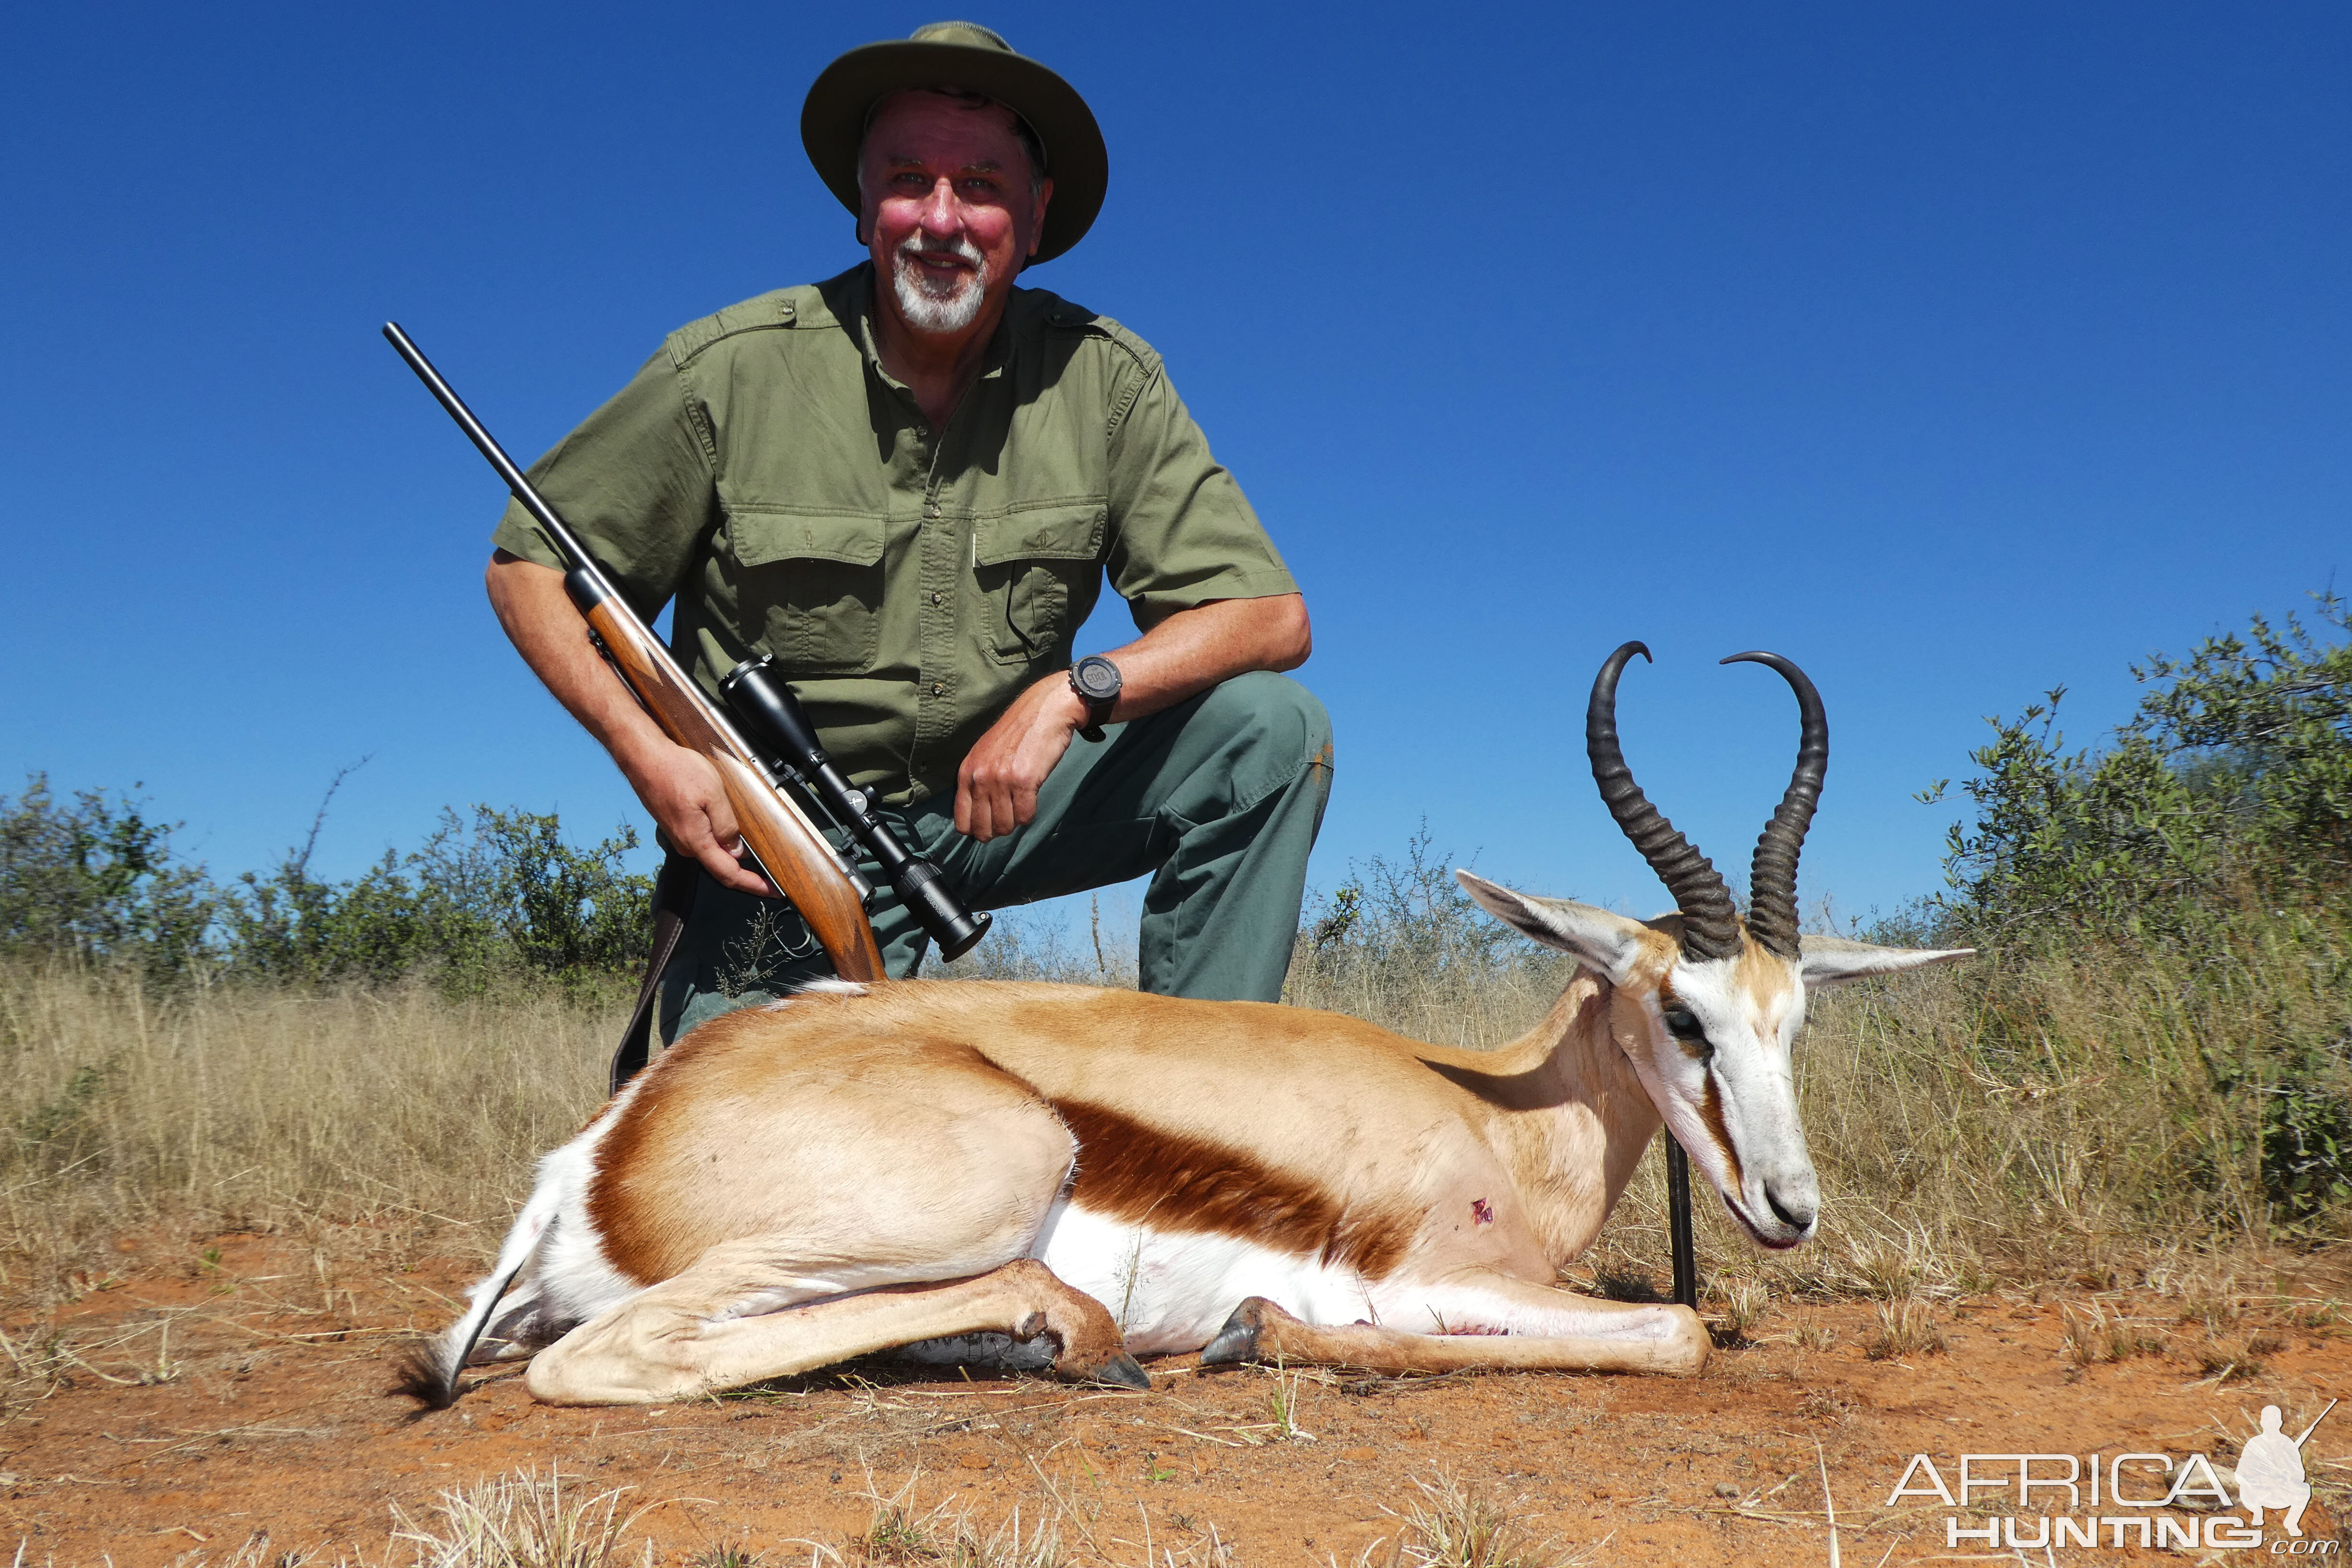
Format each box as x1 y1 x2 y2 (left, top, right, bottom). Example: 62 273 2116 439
1721 651 1827 962
1587 642 1742 961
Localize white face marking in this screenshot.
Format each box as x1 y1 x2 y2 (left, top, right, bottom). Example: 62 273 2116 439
1633 955 1820 1252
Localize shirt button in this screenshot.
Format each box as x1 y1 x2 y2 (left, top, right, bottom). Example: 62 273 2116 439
931 681 945 697
930 591 943 606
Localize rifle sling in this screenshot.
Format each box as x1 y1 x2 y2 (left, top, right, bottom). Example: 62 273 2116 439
609 850 701 1096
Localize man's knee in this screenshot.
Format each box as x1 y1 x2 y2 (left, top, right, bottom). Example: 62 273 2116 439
1192 671 1332 763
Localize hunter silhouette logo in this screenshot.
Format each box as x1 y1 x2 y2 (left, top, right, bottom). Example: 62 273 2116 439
2241 1401 2332 1539
1884 1399 2337 1553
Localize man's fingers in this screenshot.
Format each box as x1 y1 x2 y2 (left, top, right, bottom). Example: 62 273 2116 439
682 824 772 894
960 782 1006 843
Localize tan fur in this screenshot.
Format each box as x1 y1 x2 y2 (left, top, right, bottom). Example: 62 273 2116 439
531 977 1713 1400
529 1255 1127 1405
601 982 1663 1282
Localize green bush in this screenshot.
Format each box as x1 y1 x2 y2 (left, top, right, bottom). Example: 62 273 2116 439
0 773 649 992
1929 593 2351 947
0 774 215 980
1917 593 2352 1234
219 806 650 992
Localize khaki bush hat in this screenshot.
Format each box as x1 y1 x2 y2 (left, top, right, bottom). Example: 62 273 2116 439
801 21 1107 265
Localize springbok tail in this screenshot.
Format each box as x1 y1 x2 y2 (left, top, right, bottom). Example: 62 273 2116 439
392 1178 564 1410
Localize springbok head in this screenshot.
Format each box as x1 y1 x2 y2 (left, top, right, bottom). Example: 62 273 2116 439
1459 642 1971 1250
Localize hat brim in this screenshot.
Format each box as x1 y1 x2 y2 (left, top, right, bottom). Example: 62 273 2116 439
801 39 1106 266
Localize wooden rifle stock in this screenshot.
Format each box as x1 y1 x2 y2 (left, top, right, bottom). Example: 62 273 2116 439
384 322 884 984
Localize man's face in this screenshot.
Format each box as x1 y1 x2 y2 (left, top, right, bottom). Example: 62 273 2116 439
859 90 1052 337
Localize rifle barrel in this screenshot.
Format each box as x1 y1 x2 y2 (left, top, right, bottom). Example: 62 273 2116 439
382 322 608 593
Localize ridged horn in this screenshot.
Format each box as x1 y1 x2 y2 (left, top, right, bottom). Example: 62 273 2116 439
1721 651 1827 961
1587 642 1742 961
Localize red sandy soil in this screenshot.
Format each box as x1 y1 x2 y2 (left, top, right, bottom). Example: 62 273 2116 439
0 1229 2345 1565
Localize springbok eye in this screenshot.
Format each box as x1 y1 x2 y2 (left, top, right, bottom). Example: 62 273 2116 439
1661 1006 1713 1058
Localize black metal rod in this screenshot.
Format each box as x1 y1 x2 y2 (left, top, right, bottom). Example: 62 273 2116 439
1665 1134 1699 1309
383 323 606 589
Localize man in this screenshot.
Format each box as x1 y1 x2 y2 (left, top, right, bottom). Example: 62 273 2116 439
485 23 1329 1042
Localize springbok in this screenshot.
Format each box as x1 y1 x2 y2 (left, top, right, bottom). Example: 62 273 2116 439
402 644 1969 1408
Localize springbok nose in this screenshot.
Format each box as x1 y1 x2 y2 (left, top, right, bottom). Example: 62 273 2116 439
1765 1187 1815 1233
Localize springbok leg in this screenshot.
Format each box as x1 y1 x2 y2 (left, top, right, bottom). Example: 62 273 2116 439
1201 1283 1710 1377
527 1256 1142 1405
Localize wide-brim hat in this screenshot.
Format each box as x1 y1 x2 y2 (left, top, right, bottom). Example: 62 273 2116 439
801 22 1107 266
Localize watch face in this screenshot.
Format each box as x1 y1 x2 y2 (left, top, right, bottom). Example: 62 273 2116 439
1073 657 1120 700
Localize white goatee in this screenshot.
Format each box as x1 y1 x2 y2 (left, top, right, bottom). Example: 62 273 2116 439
893 235 990 333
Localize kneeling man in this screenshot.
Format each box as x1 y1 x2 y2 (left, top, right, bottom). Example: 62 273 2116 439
484 22 1328 1039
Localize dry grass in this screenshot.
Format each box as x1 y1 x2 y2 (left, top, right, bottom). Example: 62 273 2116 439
2060 1301 2167 1369
0 962 613 1289
1862 1299 1948 1360
390 1466 652 1568
822 1470 1072 1568
1378 1469 1608 1568
0 891 2344 1310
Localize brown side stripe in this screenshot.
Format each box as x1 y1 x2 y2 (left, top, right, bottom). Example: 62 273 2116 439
1699 1074 1743 1194
1054 1100 1412 1281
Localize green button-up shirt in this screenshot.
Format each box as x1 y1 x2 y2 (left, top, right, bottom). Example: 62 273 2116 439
492 265 1297 804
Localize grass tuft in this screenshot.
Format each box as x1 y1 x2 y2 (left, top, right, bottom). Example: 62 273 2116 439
1863 1300 1947 1361
389 1465 648 1568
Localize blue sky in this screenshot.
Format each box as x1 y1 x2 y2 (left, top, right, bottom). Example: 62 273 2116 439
2 1 2344 943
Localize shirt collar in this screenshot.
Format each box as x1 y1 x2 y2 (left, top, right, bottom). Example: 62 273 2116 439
845 261 1019 395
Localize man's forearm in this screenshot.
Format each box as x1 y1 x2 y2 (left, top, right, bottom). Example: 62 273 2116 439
484 551 673 769
1096 592 1312 726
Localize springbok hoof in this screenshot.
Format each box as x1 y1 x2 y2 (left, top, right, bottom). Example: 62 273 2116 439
1200 1298 1269 1366
1090 1353 1152 1391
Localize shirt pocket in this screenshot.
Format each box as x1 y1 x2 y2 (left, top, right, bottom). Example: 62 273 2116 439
729 507 888 674
973 502 1105 667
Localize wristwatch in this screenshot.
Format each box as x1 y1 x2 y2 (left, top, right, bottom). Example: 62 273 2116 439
1068 655 1122 741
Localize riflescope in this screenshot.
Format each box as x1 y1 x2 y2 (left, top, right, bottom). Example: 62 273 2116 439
720 656 992 961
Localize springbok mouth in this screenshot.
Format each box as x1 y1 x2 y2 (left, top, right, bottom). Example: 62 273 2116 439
1724 1196 1809 1252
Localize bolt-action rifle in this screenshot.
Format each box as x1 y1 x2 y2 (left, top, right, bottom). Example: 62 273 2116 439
383 323 990 989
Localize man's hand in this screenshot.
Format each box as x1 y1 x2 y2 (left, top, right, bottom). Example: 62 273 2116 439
955 676 1090 841
486 550 774 895
618 740 778 896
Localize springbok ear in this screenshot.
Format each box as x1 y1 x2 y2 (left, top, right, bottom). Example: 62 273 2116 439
1799 933 1974 988
1456 870 1657 982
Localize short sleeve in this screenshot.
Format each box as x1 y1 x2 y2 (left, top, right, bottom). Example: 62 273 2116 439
1102 359 1297 621
489 348 718 619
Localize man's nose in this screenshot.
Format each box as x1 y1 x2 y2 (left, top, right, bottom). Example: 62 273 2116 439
917 176 962 234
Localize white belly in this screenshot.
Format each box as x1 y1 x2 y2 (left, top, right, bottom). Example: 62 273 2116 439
1029 1199 1373 1353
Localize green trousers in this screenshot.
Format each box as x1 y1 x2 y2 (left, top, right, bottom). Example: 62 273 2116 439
658 672 1333 1042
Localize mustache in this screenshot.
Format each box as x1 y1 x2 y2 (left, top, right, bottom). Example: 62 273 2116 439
897 233 983 266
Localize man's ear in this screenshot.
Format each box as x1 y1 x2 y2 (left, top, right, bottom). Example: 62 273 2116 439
1799 933 1975 988
1456 870 1657 983
1026 176 1054 259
